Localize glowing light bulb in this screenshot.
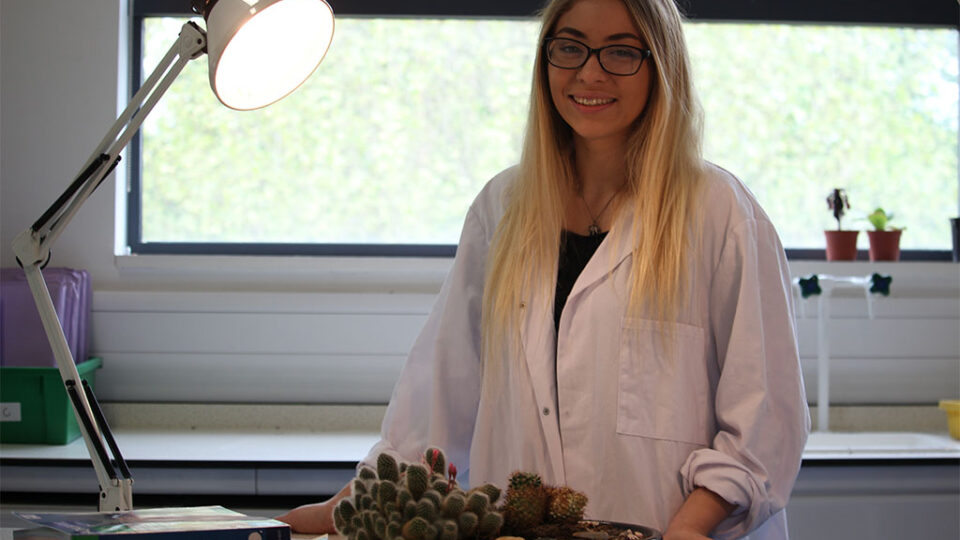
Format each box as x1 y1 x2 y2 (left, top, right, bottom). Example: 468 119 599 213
211 0 334 110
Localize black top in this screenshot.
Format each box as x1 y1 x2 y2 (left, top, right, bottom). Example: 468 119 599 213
554 229 608 332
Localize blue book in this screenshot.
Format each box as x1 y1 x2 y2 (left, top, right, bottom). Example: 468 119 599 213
13 505 291 539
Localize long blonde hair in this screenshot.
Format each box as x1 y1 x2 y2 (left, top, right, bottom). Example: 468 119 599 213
481 0 705 359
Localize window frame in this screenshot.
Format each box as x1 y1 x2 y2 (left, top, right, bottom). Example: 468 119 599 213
128 0 959 260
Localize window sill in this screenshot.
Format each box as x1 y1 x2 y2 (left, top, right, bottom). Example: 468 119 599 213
113 253 454 293
111 253 958 295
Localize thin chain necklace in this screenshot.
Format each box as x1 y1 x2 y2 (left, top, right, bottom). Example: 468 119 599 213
577 181 626 236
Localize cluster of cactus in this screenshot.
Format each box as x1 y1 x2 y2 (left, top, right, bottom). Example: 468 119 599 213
334 448 505 540
500 471 588 536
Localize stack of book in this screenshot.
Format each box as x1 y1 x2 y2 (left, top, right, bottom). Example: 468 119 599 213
14 505 292 539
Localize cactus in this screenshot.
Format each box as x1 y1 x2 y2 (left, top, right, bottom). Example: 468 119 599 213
378 453 401 483
415 498 438 522
421 489 443 510
546 486 588 524
379 481 399 510
441 492 466 518
335 449 503 540
397 487 412 509
438 520 458 540
432 478 450 494
464 491 489 517
406 464 429 501
507 471 542 491
362 510 375 534
334 505 345 532
502 484 547 533
375 516 388 540
339 499 358 521
401 517 430 540
471 484 501 506
403 500 417 521
497 471 589 536
457 512 478 538
425 447 446 475
353 479 369 496
477 512 504 538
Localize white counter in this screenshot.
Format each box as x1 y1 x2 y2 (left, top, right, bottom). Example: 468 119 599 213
802 430 960 459
3 429 957 464
2 429 958 540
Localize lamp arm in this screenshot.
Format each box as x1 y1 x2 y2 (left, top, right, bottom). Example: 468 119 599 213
16 22 207 264
10 21 207 513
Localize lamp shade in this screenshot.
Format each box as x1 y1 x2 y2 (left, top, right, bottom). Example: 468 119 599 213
203 0 334 110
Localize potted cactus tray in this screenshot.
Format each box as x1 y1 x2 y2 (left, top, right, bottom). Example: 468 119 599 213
334 449 662 540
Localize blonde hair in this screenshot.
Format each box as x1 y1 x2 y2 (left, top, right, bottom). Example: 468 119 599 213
481 0 705 360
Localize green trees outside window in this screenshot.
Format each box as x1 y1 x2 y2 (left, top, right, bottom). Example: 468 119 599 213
140 17 958 250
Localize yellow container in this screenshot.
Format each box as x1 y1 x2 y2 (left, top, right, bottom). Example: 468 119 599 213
939 400 960 440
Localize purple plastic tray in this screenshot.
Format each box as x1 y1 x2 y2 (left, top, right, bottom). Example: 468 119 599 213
0 267 91 367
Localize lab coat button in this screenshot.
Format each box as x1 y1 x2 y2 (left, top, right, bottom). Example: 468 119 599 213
542 407 550 416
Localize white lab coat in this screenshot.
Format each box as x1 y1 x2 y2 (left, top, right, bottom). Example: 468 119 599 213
363 164 810 540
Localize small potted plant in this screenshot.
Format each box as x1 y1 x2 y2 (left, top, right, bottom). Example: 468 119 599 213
824 188 858 261
865 207 903 261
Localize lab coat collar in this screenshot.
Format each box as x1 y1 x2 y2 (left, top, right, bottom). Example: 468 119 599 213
567 198 637 302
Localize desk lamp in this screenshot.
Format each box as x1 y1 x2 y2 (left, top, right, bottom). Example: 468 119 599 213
12 0 334 512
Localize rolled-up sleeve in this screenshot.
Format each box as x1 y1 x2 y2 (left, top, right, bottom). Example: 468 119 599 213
680 217 810 539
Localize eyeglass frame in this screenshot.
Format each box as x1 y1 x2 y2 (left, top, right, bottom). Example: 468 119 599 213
543 36 653 76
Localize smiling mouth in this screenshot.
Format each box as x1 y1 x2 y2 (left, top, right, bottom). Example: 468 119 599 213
572 96 616 106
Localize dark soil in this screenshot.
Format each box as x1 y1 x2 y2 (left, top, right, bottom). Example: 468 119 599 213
521 520 652 540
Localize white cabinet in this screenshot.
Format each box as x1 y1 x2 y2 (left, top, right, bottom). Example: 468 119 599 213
787 462 959 539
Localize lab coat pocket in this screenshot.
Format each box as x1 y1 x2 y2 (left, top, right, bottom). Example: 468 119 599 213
616 318 711 446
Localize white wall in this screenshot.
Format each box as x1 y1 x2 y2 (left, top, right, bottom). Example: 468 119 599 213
0 0 453 294
2 1 958 406
1 0 125 282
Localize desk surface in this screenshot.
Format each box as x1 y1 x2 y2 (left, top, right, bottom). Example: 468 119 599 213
1 503 331 540
0 430 381 464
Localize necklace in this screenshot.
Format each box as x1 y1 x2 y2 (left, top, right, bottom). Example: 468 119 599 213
577 181 625 236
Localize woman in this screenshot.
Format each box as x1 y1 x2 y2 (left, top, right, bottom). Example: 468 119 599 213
279 0 809 538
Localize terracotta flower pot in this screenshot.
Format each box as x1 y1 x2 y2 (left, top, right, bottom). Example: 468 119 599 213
824 230 859 261
867 230 902 261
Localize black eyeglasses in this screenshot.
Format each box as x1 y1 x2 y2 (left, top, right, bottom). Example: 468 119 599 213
544 37 652 76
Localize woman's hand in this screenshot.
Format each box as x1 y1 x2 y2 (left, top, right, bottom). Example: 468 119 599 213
662 527 711 540
276 484 351 534
662 487 735 540
275 501 337 534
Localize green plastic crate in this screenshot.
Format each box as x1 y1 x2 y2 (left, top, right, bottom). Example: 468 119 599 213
0 357 102 444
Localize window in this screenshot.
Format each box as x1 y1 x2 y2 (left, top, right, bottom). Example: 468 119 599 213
135 16 537 255
130 0 958 258
687 22 957 251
